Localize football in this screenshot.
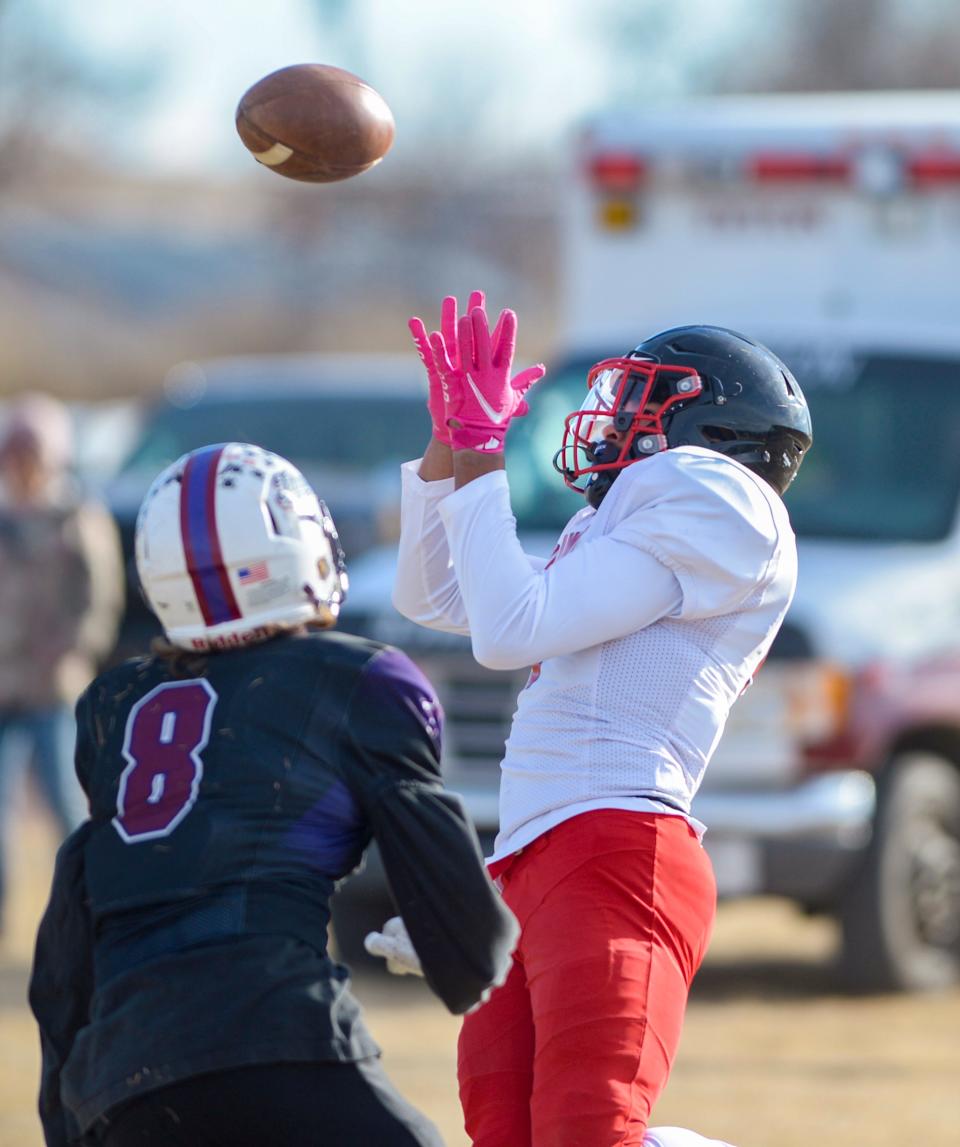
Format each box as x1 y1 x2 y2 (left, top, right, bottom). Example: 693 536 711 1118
235 64 395 183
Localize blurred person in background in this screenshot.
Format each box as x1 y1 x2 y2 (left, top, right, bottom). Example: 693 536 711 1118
0 393 123 937
388 293 811 1147
29 442 517 1147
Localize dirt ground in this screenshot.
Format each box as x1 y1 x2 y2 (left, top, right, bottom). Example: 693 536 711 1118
2 806 958 1147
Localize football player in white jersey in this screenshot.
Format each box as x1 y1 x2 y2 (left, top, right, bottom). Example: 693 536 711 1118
384 292 811 1147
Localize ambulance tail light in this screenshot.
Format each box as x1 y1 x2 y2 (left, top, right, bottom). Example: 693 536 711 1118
745 147 960 191
748 152 852 183
587 152 647 193
907 150 960 186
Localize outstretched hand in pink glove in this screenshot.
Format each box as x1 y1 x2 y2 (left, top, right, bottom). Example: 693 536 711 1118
408 291 484 446
430 305 546 453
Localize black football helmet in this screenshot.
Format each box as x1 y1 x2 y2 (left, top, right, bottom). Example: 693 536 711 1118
553 325 812 508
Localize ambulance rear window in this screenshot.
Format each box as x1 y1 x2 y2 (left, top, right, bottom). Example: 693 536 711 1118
780 350 960 543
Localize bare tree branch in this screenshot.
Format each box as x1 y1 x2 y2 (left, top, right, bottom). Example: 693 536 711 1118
0 0 163 186
721 0 960 93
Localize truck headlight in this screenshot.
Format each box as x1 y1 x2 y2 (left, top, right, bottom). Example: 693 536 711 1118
784 661 853 745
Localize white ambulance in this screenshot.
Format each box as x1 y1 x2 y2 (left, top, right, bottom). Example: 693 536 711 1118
565 91 960 339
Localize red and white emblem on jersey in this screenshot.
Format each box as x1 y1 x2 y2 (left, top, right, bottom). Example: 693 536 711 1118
544 529 584 571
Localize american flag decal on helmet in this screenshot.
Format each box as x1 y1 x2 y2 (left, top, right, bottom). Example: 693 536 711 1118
238 561 269 585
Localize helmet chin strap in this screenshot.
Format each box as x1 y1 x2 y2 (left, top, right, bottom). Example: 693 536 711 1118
585 470 617 509
584 440 624 508
584 432 670 508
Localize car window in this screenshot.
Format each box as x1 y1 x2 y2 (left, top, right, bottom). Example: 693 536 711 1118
119 394 429 478
774 351 960 542
506 350 960 543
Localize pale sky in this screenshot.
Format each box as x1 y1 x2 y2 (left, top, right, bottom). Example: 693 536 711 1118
32 0 765 175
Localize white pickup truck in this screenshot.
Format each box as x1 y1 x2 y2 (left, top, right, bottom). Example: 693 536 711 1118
339 93 960 991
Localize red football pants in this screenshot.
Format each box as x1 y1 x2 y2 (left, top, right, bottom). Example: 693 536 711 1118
457 810 717 1147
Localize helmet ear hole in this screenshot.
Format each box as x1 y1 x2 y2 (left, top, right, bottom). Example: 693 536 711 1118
264 501 282 536
700 425 738 444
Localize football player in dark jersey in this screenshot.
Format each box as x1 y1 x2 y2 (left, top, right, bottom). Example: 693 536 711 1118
29 442 518 1147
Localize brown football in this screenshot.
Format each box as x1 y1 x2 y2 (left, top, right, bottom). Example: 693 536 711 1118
235 64 395 183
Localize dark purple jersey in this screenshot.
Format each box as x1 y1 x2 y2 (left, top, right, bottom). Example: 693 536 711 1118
29 630 517 1144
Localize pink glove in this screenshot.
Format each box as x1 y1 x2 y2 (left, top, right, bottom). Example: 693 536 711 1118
408 291 485 446
431 305 545 453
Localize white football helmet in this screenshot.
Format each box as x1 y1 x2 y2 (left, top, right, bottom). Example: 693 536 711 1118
135 442 348 651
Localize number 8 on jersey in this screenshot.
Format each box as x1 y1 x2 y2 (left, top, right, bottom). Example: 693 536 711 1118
113 679 218 843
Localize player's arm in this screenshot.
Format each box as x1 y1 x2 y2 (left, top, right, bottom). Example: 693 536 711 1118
437 458 781 671
392 460 471 633
28 823 95 1147
393 296 471 632
395 295 547 633
436 471 681 669
393 459 548 633
340 649 518 1014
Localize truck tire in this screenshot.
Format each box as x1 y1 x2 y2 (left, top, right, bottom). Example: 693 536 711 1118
839 751 960 992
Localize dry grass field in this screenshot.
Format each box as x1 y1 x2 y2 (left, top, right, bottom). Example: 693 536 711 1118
2 801 958 1147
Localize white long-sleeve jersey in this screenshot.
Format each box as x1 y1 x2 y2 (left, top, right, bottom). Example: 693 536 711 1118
393 446 798 862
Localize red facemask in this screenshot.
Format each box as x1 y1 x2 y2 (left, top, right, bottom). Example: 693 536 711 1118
554 358 703 492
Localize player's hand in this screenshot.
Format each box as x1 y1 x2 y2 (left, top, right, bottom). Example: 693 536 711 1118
408 291 485 446
363 915 424 977
432 304 545 454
